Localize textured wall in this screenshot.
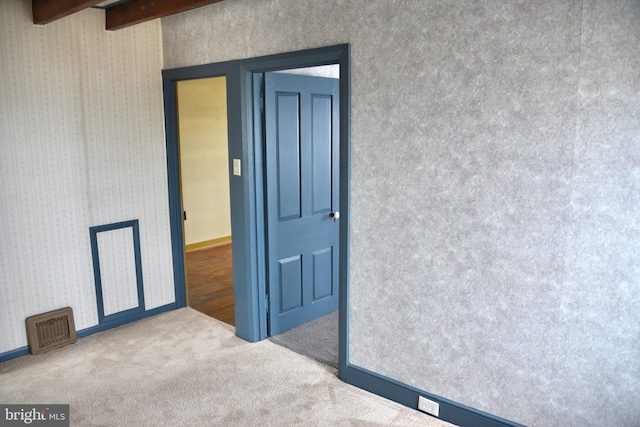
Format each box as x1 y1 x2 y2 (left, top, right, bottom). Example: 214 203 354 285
177 77 231 244
550 1 640 425
161 1 640 426
0 1 174 353
348 0 581 424
162 0 349 68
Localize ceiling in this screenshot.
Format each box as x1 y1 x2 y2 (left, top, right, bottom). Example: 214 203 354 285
94 0 131 7
93 0 131 8
32 0 225 31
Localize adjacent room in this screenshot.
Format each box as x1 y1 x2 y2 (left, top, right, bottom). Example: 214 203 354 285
177 76 236 326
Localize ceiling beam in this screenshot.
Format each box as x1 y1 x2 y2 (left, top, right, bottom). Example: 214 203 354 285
33 0 105 25
106 0 224 31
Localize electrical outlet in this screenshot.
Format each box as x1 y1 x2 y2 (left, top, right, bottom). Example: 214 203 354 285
233 158 241 176
418 396 440 417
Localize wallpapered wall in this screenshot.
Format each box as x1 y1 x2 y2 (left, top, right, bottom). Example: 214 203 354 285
162 1 639 426
0 1 174 353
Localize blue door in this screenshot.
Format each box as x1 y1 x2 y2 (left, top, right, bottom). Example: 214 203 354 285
264 72 340 335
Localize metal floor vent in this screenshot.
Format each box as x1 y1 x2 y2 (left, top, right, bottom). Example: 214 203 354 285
26 307 77 355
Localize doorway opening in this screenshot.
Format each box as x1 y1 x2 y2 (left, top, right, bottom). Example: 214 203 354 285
176 76 234 326
163 44 350 378
262 65 340 369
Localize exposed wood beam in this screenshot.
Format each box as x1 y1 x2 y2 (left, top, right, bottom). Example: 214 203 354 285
106 0 224 31
32 0 105 25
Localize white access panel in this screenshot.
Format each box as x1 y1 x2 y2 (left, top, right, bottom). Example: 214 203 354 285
96 227 139 316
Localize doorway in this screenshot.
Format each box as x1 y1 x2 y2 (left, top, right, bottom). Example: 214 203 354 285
261 66 340 368
162 44 350 378
176 76 235 326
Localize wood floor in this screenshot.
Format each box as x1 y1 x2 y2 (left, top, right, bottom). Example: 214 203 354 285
186 243 235 326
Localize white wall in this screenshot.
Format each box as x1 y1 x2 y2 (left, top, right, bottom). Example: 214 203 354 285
0 0 174 354
162 1 640 426
177 77 231 245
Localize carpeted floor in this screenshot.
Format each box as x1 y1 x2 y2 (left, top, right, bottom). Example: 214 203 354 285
269 310 338 369
0 308 454 426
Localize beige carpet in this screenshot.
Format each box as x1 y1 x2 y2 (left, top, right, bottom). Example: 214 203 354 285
0 308 454 426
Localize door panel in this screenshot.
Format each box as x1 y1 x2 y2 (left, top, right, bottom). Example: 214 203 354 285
279 255 303 313
311 94 333 214
276 93 302 221
265 72 340 335
312 248 333 301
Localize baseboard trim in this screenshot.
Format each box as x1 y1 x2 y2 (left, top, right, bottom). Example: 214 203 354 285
0 303 177 363
0 346 29 363
77 303 177 338
345 364 524 427
185 236 232 252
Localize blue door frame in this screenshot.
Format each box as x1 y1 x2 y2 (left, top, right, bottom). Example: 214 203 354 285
162 44 351 379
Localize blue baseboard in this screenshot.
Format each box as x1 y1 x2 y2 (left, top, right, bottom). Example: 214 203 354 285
0 303 177 363
77 303 176 338
0 346 29 363
345 364 524 427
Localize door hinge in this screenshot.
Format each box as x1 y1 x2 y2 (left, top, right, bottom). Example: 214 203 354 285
259 90 265 114
265 294 269 314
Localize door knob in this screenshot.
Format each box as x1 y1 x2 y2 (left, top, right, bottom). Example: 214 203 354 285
330 211 340 221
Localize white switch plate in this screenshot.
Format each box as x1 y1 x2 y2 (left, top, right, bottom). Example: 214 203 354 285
418 396 440 417
233 158 241 176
